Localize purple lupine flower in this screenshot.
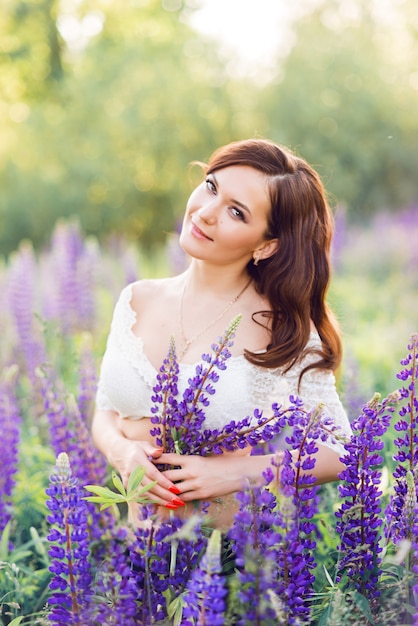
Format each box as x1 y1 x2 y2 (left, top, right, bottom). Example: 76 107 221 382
104 233 141 288
0 366 21 533
89 527 138 625
6 241 46 381
47 219 96 333
228 401 327 625
130 512 207 623
341 353 371 422
172 318 241 454
76 338 98 425
76 239 98 332
386 333 418 545
40 365 112 541
38 366 78 461
269 402 328 624
331 205 348 270
150 316 291 461
38 369 114 539
412 497 418 626
48 219 83 333
228 474 283 625
196 402 289 456
150 337 180 453
182 529 227 626
39 346 105 488
335 392 397 601
66 395 113 541
150 316 240 456
68 394 107 487
46 452 93 625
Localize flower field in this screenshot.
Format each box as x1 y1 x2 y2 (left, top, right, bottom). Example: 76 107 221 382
0 208 417 625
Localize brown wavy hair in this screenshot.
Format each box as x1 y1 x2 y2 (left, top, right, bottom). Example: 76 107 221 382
205 138 342 379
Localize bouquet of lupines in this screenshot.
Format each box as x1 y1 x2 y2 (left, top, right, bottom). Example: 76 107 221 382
149 315 295 458
49 316 349 625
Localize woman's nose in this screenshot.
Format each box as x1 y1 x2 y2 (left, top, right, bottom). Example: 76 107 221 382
197 203 217 224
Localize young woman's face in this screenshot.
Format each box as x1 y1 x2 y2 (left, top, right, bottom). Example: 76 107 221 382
179 165 273 267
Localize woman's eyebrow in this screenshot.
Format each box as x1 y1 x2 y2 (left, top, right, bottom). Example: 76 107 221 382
212 173 251 215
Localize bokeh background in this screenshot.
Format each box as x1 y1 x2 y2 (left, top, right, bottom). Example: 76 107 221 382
0 6 417 620
1 0 417 404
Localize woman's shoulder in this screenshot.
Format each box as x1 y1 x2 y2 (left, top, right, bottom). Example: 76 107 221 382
127 275 184 315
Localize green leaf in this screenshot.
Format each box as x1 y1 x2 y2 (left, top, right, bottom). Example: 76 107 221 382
111 470 127 496
0 521 11 560
126 480 157 501
173 601 185 626
323 564 335 588
317 603 333 626
29 526 48 561
127 464 146 494
7 617 24 626
167 593 185 622
99 502 122 512
352 591 376 625
84 495 124 505
84 485 125 500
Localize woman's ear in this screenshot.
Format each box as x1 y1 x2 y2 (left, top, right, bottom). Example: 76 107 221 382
255 238 279 261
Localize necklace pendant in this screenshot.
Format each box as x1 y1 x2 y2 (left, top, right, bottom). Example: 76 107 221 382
178 276 252 359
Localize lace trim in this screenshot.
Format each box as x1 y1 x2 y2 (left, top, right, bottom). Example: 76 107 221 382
110 284 341 421
112 284 157 388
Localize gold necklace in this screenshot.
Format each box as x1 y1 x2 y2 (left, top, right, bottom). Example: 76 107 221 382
178 278 252 359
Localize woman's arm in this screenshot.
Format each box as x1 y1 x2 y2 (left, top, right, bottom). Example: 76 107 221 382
158 444 345 502
91 409 182 506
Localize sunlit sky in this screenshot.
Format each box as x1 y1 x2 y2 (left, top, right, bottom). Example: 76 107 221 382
187 0 295 79
58 0 409 82
187 0 408 80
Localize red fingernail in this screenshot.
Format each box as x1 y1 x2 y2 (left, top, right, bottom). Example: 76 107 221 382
169 485 181 495
165 503 179 509
172 498 185 507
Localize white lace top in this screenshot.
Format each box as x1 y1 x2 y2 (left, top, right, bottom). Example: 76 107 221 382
96 284 352 453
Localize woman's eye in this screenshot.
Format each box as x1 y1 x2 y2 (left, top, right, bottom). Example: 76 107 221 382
205 178 216 193
230 207 246 221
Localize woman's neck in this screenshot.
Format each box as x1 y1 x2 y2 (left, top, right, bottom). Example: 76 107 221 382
183 261 251 299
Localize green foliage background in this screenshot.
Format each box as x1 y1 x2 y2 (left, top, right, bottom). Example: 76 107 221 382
0 0 417 256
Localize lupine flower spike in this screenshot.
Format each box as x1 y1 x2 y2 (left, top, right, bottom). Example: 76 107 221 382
46 452 92 625
335 392 397 603
271 401 330 624
228 472 282 625
0 365 21 534
228 400 332 625
386 332 418 546
182 529 228 626
129 514 207 624
88 527 138 626
384 334 418 622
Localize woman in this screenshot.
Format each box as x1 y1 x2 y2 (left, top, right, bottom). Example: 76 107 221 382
92 138 352 528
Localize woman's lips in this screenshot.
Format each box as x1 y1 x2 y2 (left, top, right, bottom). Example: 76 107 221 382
191 222 213 241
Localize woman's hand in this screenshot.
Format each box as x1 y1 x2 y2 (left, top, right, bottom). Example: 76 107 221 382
109 438 186 507
91 410 185 508
157 452 272 502
157 444 344 503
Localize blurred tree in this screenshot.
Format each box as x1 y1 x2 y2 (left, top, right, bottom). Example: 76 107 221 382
1 0 417 256
261 0 418 218
0 0 63 99
0 0 63 171
0 0 249 255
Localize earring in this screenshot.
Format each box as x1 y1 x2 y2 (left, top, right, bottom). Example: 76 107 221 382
253 255 260 266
